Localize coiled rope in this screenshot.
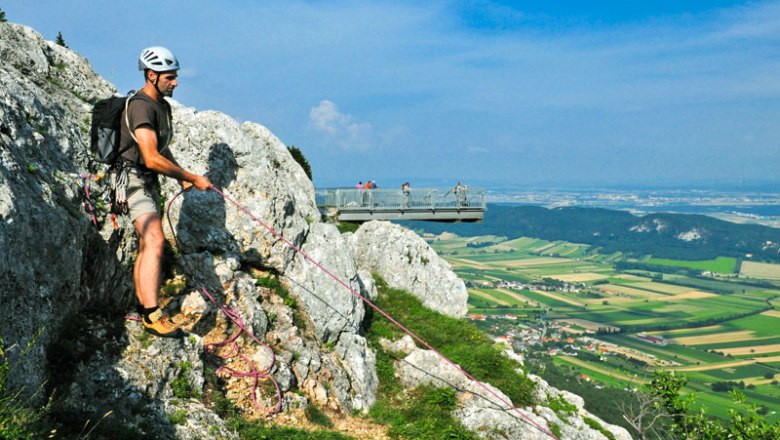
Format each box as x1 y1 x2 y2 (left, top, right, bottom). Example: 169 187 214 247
165 188 282 415
197 186 559 439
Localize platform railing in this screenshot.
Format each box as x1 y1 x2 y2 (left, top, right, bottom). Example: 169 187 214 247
315 187 485 211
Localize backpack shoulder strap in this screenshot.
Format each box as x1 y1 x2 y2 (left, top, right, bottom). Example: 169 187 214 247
124 90 140 145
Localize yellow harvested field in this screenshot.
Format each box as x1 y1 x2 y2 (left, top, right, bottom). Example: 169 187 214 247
559 318 618 332
495 288 538 305
598 284 666 299
745 377 778 386
673 330 756 345
761 310 780 318
647 325 723 336
450 258 491 270
755 355 780 363
740 261 780 280
504 257 573 268
611 274 650 281
548 273 610 282
531 289 583 306
558 356 647 384
659 290 717 301
675 359 755 372
470 290 512 306
533 242 557 253
718 344 780 356
632 282 692 295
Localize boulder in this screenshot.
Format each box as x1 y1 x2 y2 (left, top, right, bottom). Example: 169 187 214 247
347 220 468 317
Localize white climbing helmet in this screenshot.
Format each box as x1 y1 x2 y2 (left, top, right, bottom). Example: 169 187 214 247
138 46 180 72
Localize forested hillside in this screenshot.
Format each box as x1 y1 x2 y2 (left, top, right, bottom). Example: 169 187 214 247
402 204 780 262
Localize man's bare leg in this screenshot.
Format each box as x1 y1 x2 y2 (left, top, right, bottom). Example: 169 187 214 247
133 212 164 309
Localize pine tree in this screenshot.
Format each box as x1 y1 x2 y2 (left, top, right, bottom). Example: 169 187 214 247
55 31 67 48
0 9 7 23
287 145 313 180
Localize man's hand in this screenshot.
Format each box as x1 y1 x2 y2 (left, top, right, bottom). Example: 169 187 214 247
181 180 194 191
192 175 212 191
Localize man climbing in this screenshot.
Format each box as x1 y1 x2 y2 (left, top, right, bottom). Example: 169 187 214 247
119 46 212 337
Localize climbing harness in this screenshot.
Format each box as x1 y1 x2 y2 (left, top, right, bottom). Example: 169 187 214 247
198 186 560 439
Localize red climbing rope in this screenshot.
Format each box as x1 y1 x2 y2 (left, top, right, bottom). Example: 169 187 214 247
206 186 559 439
165 188 282 415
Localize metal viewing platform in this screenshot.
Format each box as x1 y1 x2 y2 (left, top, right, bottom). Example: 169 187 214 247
315 187 485 223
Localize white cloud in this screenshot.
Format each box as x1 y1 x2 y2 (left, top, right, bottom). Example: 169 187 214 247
309 100 373 150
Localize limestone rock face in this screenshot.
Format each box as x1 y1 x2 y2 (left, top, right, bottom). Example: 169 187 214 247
0 22 129 397
0 20 376 431
347 220 468 317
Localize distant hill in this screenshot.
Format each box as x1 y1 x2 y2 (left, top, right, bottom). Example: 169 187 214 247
401 204 780 263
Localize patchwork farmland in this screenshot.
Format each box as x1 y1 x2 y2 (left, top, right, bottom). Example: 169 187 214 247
426 232 780 423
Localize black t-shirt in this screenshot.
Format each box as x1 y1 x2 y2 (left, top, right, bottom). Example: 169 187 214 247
119 91 172 171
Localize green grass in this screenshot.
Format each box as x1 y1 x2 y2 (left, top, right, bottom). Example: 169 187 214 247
226 416 355 439
725 314 780 337
370 277 536 405
646 256 738 274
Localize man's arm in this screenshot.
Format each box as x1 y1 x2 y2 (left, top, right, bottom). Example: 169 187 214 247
135 126 211 190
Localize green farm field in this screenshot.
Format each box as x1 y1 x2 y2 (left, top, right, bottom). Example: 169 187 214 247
430 233 780 423
646 256 738 274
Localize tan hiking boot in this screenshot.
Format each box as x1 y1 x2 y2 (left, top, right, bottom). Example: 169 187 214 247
143 309 183 338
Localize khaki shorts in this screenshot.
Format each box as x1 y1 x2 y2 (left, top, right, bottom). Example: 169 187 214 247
126 172 160 223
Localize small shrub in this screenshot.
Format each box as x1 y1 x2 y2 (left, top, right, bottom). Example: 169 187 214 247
336 222 360 234
549 422 562 438
584 417 615 440
546 394 577 416
168 409 187 425
171 361 201 399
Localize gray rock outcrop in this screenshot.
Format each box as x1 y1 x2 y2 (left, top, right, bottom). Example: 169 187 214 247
389 338 632 440
347 220 469 317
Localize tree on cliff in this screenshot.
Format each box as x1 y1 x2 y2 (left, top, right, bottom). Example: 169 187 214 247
621 370 780 439
287 145 312 180
55 31 67 48
0 9 7 23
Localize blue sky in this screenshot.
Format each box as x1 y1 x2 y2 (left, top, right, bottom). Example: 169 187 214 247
4 1 780 188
